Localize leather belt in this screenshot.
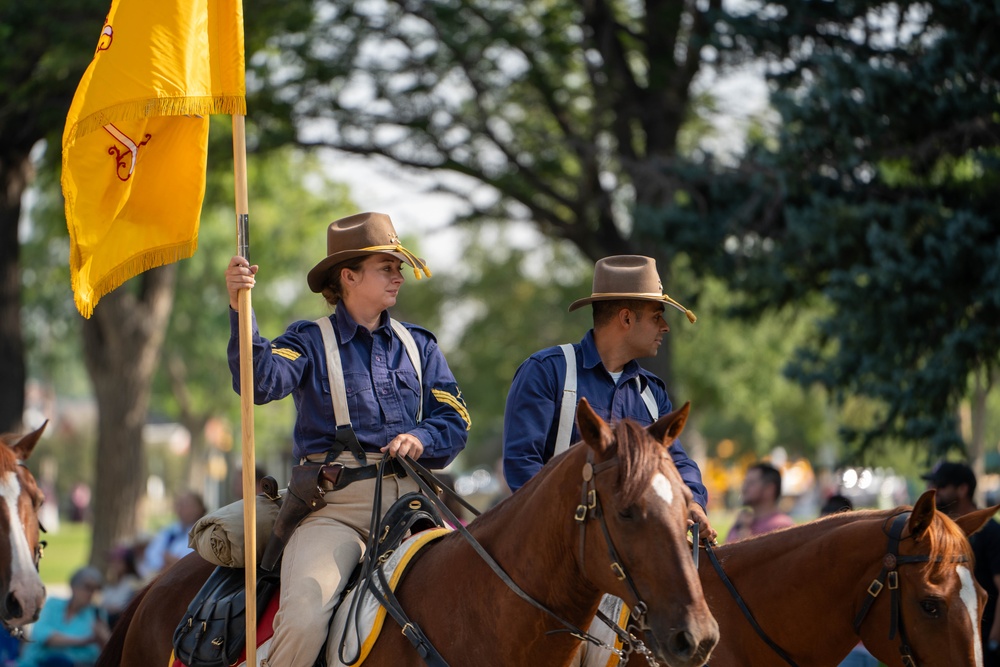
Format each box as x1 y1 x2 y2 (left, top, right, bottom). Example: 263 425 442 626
317 458 407 491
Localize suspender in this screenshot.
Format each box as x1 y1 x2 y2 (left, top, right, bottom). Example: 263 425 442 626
315 316 423 462
552 345 659 457
553 345 578 458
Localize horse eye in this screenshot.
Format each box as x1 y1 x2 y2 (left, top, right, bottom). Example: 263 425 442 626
618 506 635 521
920 599 942 618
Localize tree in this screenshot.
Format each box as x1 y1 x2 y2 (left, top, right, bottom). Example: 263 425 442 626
646 0 1000 459
247 0 753 387
5 0 314 565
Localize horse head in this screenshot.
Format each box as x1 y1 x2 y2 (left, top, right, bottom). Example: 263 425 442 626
856 489 997 667
0 422 48 627
576 398 718 667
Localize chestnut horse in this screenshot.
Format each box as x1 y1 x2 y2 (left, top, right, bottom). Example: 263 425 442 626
99 400 718 667
0 422 48 629
581 490 997 667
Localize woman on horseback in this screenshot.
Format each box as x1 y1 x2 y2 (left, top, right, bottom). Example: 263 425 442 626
224 211 470 667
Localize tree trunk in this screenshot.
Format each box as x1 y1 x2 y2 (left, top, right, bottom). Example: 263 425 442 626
83 264 176 569
0 150 32 433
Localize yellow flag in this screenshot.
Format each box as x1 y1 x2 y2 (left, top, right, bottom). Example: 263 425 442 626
62 0 246 318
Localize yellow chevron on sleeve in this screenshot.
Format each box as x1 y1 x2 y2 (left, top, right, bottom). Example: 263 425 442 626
271 347 302 361
431 389 472 431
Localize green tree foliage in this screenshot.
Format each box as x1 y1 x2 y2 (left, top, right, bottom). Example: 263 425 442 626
643 0 1000 457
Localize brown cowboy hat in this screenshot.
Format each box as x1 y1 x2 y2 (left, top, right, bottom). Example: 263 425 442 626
306 212 430 292
568 255 697 322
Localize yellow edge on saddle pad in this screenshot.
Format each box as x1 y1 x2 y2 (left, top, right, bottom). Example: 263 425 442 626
604 603 630 667
355 527 452 665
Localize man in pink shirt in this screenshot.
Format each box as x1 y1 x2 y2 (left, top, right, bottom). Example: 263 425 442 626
726 462 795 542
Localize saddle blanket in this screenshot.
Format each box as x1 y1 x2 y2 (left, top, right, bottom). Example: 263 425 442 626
169 526 451 667
574 594 630 667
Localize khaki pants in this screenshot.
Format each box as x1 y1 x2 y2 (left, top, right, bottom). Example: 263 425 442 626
262 452 419 667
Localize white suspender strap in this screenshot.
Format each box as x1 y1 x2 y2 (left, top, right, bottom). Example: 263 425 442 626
554 344 578 457
389 318 423 421
316 317 351 427
636 376 659 421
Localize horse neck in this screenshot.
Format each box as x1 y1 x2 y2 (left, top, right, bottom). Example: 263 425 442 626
471 447 601 621
705 512 889 662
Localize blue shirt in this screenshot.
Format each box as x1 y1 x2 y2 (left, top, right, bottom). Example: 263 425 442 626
19 597 103 666
228 306 470 468
502 330 708 507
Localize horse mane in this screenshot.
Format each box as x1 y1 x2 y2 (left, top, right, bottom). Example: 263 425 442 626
608 420 662 508
921 510 974 582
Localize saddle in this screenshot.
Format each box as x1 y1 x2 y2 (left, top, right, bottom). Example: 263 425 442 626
172 486 446 667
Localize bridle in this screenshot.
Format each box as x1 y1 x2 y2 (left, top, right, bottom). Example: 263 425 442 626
852 511 964 667
575 450 665 664
396 453 667 664
704 510 964 667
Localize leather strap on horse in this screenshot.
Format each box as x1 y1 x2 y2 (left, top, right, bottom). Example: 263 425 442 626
338 457 450 667
260 458 408 571
704 540 801 667
393 456 628 656
851 511 954 667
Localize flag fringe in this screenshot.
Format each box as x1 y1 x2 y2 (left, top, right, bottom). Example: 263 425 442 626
67 95 246 146
72 239 198 319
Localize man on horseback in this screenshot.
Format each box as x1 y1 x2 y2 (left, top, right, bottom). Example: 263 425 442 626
501 255 714 541
224 212 470 667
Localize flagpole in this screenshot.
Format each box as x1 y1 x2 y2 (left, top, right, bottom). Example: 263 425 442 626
233 113 258 666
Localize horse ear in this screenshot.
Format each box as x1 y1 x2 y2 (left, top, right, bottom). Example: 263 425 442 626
906 490 937 541
11 420 47 461
647 402 691 447
576 398 614 457
954 504 1000 538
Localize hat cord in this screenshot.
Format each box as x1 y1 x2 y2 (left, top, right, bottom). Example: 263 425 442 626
361 244 432 280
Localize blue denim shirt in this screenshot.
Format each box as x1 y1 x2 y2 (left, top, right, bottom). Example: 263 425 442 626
502 330 707 507
228 306 469 468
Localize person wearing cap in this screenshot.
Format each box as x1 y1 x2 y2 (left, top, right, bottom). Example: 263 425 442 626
225 211 470 667
923 461 1000 666
501 255 713 541
18 566 110 667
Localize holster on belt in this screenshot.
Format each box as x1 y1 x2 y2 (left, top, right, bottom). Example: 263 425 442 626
260 463 343 571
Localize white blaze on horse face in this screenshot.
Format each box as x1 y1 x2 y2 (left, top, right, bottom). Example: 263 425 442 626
651 473 674 506
957 565 983 667
0 470 44 623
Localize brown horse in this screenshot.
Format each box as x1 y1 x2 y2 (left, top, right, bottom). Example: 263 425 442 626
98 399 718 667
581 490 997 667
0 422 48 628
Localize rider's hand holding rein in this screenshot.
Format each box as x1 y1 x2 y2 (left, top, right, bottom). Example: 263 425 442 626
383 432 424 460
226 256 258 310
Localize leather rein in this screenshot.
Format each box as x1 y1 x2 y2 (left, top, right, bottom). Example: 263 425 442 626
393 453 661 663
705 510 961 667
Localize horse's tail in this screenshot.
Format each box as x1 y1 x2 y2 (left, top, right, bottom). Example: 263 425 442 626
95 580 153 667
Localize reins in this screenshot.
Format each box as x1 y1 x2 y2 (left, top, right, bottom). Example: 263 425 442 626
705 510 966 667
392 453 654 662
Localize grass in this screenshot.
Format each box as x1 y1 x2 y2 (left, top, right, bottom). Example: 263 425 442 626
39 521 92 589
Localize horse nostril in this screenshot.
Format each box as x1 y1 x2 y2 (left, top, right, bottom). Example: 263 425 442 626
4 593 22 621
668 629 696 659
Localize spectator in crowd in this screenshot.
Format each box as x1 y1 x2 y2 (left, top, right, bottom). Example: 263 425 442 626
726 462 795 542
923 461 1000 666
18 567 110 667
820 494 853 516
99 545 143 627
137 491 207 580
